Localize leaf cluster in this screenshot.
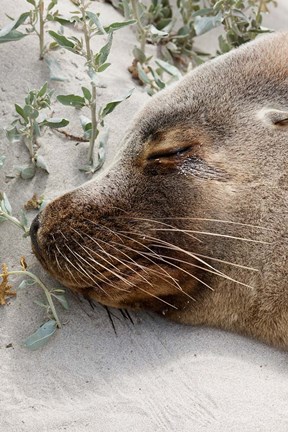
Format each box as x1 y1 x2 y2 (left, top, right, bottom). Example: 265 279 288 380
0 193 30 236
122 0 276 89
6 83 69 179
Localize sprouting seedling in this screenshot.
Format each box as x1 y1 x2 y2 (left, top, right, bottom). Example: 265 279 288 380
6 82 69 179
0 192 30 237
49 0 135 173
0 190 68 349
0 0 77 60
0 258 69 350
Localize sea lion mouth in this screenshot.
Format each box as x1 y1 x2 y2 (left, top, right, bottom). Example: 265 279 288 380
29 199 206 311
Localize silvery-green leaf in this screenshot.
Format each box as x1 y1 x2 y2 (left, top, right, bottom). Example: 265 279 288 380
15 104 28 122
33 300 49 308
79 115 92 138
103 19 136 34
34 121 41 138
92 129 108 173
87 68 99 85
192 8 214 17
24 320 57 350
94 33 113 67
16 163 36 180
0 12 30 37
0 30 27 43
155 59 182 79
79 164 93 173
0 155 6 168
52 294 69 310
81 87 91 101
122 0 131 18
6 126 21 143
137 63 151 85
47 14 77 25
20 209 29 228
45 57 68 82
1 192 12 216
147 67 165 89
218 35 231 53
100 88 134 119
57 94 86 108
48 31 77 52
149 25 168 37
194 13 222 36
38 82 48 98
166 41 179 54
24 105 39 119
19 279 36 289
86 11 106 34
42 118 69 128
35 156 49 173
47 0 57 11
132 46 146 64
97 62 110 73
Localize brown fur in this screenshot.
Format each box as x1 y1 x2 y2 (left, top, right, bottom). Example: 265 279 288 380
31 32 288 348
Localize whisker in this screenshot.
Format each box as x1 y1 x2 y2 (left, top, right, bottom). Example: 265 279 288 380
104 306 117 335
192 252 259 272
120 230 224 276
56 242 111 296
150 228 269 244
113 213 273 231
114 231 183 290
115 217 202 243
65 241 131 293
75 227 194 302
120 231 255 289
71 227 155 289
146 248 255 290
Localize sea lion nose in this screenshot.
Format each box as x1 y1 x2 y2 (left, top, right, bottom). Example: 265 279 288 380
30 213 40 245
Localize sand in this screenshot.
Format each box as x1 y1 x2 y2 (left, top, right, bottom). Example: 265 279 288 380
1 1 288 431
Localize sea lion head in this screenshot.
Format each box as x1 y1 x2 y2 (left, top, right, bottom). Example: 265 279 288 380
30 32 288 317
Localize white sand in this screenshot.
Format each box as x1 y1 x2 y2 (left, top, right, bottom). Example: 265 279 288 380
1 1 288 431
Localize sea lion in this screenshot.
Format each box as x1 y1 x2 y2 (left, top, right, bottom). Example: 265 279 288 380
30 32 288 348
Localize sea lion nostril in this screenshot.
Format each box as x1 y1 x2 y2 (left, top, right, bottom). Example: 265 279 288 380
30 214 40 239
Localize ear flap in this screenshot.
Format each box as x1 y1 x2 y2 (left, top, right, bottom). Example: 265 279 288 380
258 108 288 128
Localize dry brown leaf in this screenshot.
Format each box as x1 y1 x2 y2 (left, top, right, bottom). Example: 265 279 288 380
24 193 43 210
20 256 27 271
0 263 16 306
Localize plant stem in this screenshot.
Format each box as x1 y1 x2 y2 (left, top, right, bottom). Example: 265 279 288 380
131 0 147 54
0 210 29 235
80 0 98 166
0 269 62 328
39 0 45 60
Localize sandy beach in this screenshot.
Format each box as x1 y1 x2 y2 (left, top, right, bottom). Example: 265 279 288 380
1 1 288 431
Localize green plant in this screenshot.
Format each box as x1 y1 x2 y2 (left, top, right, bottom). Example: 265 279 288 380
0 191 68 350
49 0 135 173
206 0 277 54
6 82 69 179
0 0 80 59
121 0 276 90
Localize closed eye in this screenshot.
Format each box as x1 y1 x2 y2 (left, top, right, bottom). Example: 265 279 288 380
147 145 193 161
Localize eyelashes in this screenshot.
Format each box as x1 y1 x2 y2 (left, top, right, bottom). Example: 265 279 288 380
147 145 193 161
